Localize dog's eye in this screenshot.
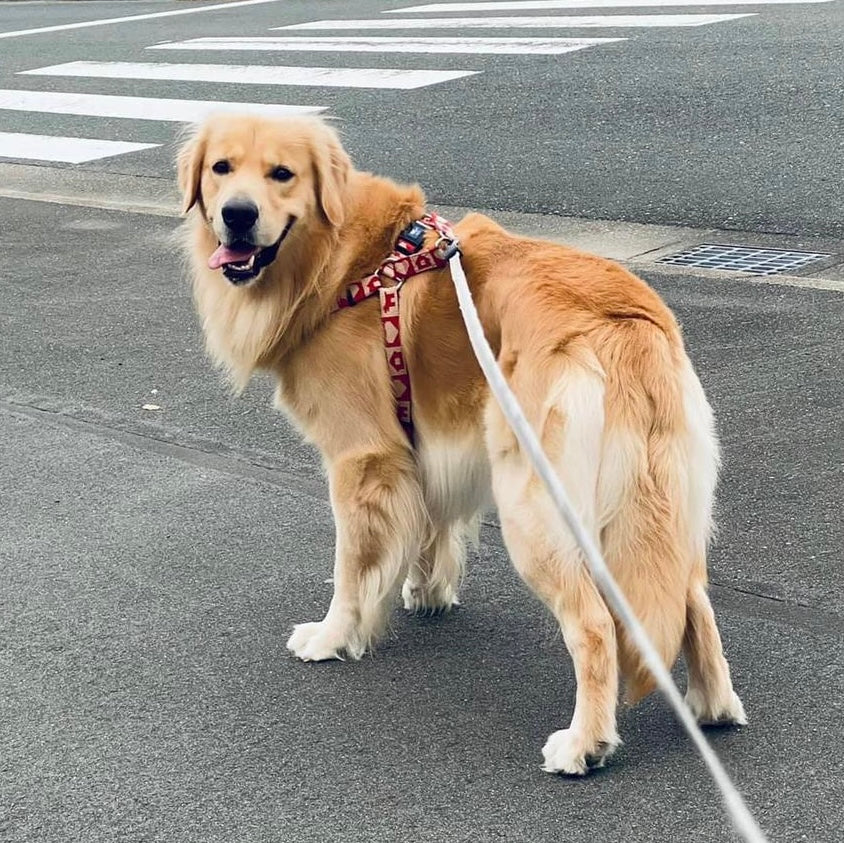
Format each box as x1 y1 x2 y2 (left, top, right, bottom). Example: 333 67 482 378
270 165 294 183
211 160 231 175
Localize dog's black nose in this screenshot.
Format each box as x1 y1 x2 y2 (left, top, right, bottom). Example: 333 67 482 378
222 200 259 234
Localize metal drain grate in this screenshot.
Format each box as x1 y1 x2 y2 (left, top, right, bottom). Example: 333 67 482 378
656 243 831 275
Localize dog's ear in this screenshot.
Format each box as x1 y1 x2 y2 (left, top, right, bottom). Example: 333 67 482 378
177 127 207 215
311 124 351 228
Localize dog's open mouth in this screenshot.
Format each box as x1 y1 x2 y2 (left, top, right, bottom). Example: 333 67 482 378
208 219 295 285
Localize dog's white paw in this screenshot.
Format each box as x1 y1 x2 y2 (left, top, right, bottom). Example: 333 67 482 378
541 728 619 776
685 688 748 727
286 620 363 662
401 579 459 614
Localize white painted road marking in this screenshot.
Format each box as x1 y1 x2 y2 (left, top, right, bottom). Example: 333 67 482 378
0 132 158 164
148 35 624 55
0 0 286 41
0 90 326 122
389 0 833 11
279 14 755 30
20 61 479 91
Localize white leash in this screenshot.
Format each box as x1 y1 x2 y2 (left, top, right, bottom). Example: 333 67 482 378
448 252 768 843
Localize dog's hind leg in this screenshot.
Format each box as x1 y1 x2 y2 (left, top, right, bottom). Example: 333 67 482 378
683 581 747 726
488 353 620 775
677 361 746 726
402 520 471 613
286 448 426 661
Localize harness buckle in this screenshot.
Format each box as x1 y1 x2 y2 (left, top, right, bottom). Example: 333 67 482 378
395 221 427 255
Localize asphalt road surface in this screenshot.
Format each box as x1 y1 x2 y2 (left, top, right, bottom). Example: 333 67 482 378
1 2 842 842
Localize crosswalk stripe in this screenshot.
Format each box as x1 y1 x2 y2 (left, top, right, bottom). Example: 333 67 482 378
387 0 833 11
148 35 624 55
278 14 755 30
0 90 325 122
19 61 478 90
0 131 157 164
0 0 287 41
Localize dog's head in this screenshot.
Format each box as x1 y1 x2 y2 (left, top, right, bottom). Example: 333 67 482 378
177 114 351 287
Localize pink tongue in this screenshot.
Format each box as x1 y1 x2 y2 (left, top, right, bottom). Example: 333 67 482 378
208 244 260 270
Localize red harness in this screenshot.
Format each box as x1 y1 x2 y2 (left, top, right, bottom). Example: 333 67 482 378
331 212 459 445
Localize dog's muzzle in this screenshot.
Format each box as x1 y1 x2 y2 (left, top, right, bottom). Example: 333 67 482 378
208 217 296 285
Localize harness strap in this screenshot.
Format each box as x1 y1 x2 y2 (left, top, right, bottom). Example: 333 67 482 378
331 212 459 445
379 285 413 441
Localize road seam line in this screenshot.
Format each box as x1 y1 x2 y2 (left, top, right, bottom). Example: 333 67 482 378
3 396 840 635
0 397 330 501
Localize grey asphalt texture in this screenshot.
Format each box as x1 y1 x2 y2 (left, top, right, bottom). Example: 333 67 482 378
2 197 843 843
0 0 842 237
2 1 843 840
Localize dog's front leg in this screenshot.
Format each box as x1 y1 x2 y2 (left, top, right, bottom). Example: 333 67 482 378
286 448 426 661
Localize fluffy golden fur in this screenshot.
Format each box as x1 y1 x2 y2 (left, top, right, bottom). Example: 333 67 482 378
178 114 746 774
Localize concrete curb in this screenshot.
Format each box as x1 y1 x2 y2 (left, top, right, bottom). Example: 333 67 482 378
2 162 843 289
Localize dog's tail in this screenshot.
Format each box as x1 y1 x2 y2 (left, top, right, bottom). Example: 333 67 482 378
595 322 718 702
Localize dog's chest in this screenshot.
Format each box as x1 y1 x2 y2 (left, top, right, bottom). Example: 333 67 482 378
416 434 492 522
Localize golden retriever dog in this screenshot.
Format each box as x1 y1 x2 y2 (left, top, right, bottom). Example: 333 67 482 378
177 114 746 774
